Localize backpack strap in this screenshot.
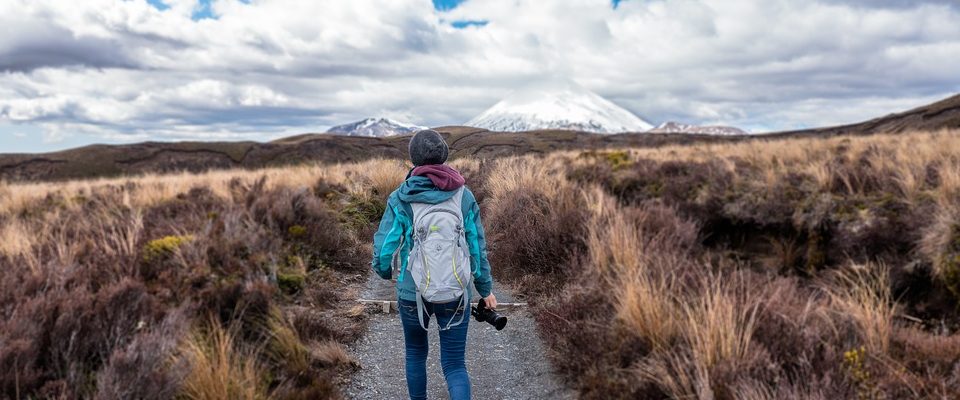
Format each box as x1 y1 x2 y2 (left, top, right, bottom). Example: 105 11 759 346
440 294 468 331
415 292 429 331
415 293 468 332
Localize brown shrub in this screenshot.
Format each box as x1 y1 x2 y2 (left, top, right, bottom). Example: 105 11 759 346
95 309 189 400
534 286 650 399
0 279 163 398
247 180 362 271
482 159 589 293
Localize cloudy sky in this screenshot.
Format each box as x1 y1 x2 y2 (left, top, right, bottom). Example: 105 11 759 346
1 0 959 153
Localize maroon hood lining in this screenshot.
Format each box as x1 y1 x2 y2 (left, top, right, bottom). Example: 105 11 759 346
410 164 465 191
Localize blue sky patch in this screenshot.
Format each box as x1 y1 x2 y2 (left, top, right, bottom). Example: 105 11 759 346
433 0 467 11
146 0 218 20
192 0 216 20
146 0 169 11
612 0 626 9
451 20 488 29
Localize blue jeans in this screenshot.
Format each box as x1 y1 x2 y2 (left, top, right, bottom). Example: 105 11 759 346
398 297 471 400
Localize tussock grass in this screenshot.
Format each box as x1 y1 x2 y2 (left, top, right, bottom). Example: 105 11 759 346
826 264 897 354
179 322 268 400
310 340 357 368
0 217 32 259
0 158 408 217
584 188 682 348
919 204 960 283
681 274 759 369
483 155 573 211
265 309 311 375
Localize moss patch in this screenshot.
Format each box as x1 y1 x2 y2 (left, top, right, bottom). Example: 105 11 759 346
939 224 960 301
277 272 306 295
142 235 194 262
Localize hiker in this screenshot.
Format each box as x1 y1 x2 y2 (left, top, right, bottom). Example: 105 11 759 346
372 129 496 400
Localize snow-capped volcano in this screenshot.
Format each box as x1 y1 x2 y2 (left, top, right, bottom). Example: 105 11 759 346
648 122 749 136
466 80 653 134
326 117 426 137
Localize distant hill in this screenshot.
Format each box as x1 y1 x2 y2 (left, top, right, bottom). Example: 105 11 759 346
0 127 742 182
1 93 958 182
326 117 426 137
776 93 960 136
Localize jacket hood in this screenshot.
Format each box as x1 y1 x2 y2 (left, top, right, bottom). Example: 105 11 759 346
397 175 458 204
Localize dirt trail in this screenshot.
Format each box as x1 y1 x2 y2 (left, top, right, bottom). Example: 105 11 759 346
346 273 574 399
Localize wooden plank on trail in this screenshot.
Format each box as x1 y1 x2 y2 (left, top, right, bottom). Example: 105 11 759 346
356 299 528 313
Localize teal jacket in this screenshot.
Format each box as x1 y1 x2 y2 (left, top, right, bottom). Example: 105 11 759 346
371 173 493 301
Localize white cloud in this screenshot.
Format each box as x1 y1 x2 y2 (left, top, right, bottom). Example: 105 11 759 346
0 0 958 150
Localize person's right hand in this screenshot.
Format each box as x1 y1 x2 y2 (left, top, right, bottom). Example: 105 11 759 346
483 293 498 309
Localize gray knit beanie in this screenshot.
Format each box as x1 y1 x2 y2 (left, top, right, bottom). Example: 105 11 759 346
408 129 448 166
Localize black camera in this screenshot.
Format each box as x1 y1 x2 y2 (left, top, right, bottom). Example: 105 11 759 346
471 298 507 330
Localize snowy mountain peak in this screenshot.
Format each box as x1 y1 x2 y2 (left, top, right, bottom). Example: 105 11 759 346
466 79 653 134
648 121 749 136
326 117 426 137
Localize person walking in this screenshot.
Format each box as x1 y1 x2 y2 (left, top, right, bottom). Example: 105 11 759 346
371 129 496 400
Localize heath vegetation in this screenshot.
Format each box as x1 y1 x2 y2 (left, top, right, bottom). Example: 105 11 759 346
0 159 408 399
3 130 960 399
482 129 960 399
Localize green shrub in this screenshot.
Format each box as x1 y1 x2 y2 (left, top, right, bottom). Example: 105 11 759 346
939 224 960 300
287 225 307 238
143 235 194 262
603 150 631 170
342 196 385 234
277 272 306 295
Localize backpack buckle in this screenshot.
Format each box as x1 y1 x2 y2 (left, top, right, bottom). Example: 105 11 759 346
417 226 427 241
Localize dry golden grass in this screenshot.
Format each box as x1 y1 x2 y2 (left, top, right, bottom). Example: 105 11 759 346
484 155 573 211
636 350 713 400
919 203 960 280
266 309 311 375
179 322 269 400
681 275 759 369
826 264 897 354
0 158 410 218
310 340 356 368
551 129 960 202
584 188 680 347
0 217 31 259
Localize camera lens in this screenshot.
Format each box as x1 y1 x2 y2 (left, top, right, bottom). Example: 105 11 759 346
491 314 507 330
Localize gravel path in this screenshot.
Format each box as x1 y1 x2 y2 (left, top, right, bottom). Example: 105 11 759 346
346 273 574 400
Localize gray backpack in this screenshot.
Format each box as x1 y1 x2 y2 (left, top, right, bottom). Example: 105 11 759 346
408 187 472 331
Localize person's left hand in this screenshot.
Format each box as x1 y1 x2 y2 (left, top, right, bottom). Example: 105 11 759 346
483 293 498 309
